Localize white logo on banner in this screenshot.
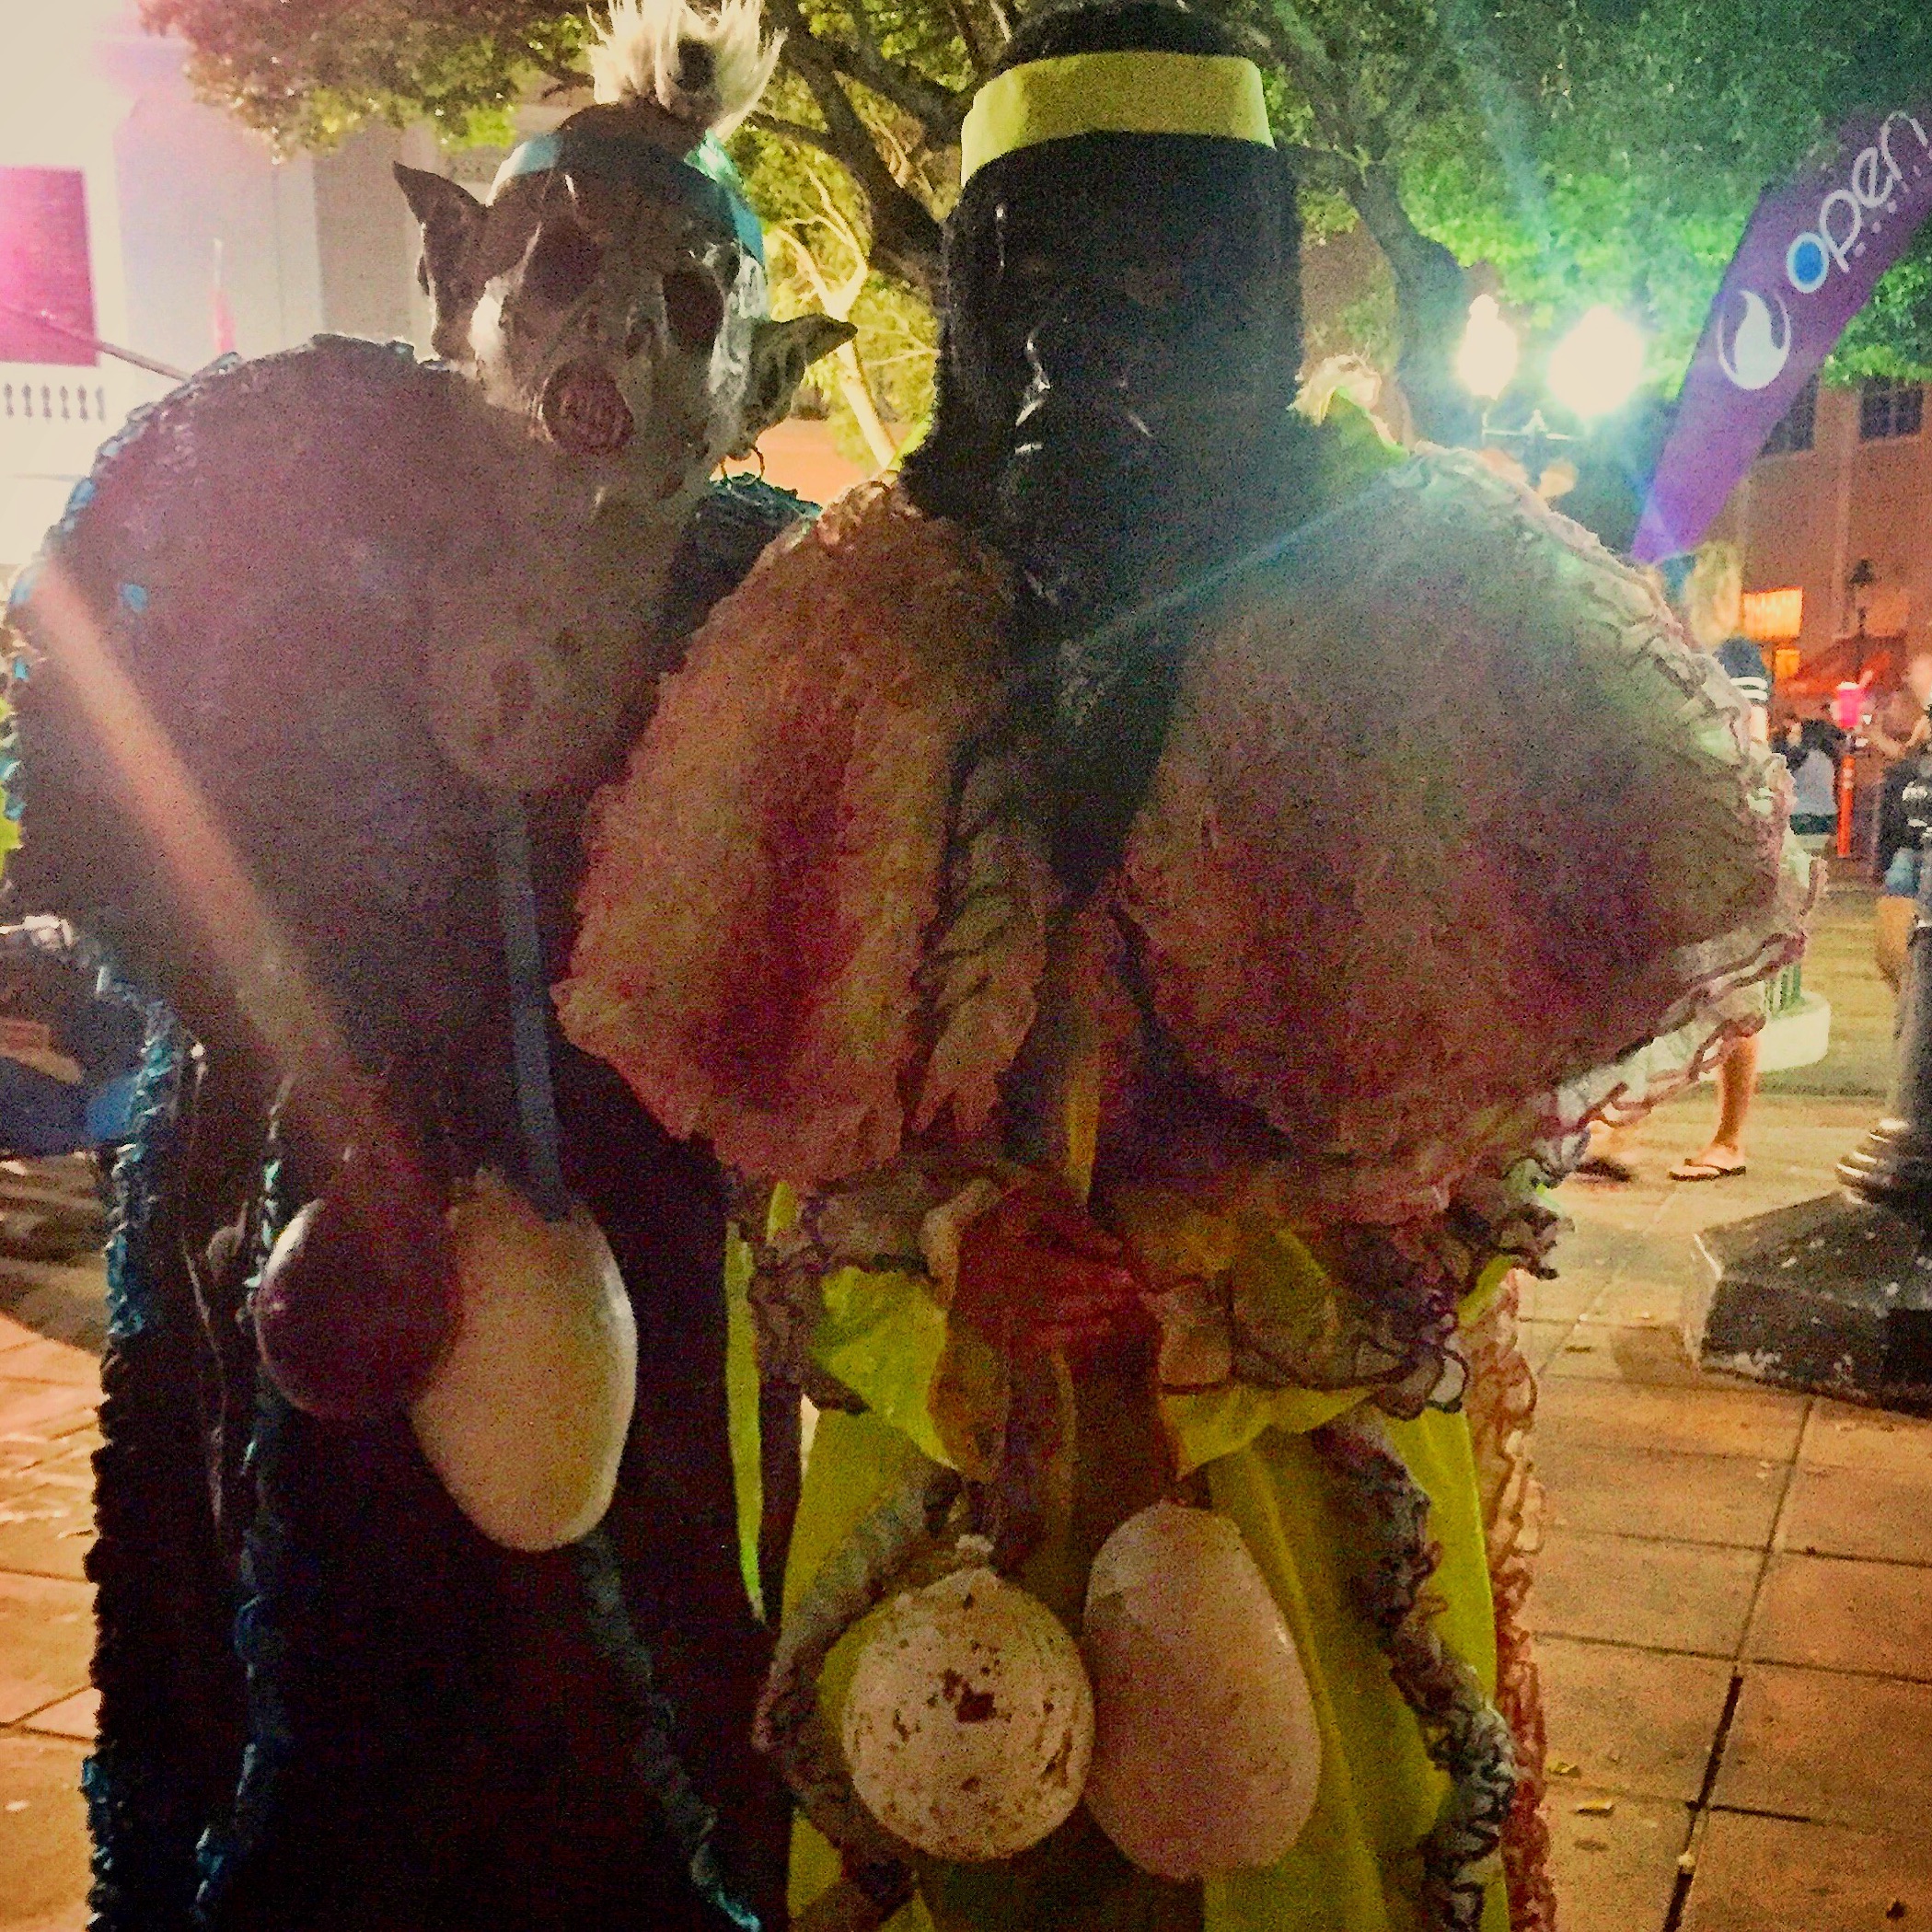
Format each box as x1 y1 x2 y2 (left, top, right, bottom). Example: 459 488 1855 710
1786 110 1932 295
1718 288 1793 389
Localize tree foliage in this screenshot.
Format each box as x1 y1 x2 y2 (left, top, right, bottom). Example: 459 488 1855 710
142 0 593 148
146 0 1932 445
1404 0 1932 387
732 123 939 464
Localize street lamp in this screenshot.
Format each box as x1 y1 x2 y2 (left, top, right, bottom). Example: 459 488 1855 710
1833 558 1880 858
1545 307 1648 420
1848 555 1877 671
1455 297 1648 493
1456 295 1520 404
1696 748 1932 1412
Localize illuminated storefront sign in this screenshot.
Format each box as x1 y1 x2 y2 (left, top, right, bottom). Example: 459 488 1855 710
1742 587 1805 642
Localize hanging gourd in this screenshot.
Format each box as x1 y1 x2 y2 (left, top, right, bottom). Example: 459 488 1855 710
408 1170 637 1552
1082 1501 1322 1880
840 1564 1094 1863
253 1180 457 1422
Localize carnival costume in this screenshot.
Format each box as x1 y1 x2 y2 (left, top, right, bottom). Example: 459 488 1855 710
1 3 848 1926
561 16 1811 1932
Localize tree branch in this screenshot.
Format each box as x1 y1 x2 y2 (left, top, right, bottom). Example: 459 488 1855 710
1262 0 1341 100
1281 139 1354 196
819 36 967 141
1247 6 1347 150
942 0 995 82
747 110 850 165
764 0 945 295
530 52 587 91
1347 160 1477 446
1371 35 1452 154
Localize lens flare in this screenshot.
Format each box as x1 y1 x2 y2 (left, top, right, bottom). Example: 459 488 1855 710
1547 307 1647 420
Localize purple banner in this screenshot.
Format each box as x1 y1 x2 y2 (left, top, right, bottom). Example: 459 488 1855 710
1633 107 1932 563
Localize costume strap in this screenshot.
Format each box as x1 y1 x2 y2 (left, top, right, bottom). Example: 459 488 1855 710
492 798 571 1220
960 51 1273 186
492 130 767 264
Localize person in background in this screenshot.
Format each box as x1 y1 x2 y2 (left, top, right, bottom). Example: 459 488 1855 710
1671 542 1765 1181
0 930 142 1160
1573 543 1772 1186
1874 707 1932 1000
1867 650 1932 997
1866 645 1932 766
1776 715 1841 843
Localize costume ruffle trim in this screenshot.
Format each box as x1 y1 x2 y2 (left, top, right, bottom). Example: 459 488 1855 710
1120 448 1811 1218
561 481 1035 1186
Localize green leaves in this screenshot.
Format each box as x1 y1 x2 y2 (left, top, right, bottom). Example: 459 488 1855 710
149 0 1932 397
1402 0 1932 381
141 0 592 150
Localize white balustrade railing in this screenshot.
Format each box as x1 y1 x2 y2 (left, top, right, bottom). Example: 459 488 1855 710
0 375 112 426
0 364 133 566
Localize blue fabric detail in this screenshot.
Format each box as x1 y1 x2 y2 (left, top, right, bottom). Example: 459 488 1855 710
65 477 97 515
0 1062 134 1155
85 1072 139 1147
494 130 765 264
118 583 149 615
1885 848 1921 897
493 799 571 1220
0 1057 89 1156
574 1529 768 1929
100 987 187 1345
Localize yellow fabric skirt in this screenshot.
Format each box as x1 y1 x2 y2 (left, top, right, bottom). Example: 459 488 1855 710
782 1395 1510 1932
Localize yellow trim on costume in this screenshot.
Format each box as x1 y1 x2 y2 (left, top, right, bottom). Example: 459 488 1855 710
959 51 1274 186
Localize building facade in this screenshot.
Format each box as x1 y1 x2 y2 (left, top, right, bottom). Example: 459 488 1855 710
0 0 430 567
1721 373 1931 685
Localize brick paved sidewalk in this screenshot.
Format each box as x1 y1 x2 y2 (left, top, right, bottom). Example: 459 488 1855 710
2 868 1929 1928
1534 1093 1932 1929
1535 868 1932 1928
0 1163 108 1932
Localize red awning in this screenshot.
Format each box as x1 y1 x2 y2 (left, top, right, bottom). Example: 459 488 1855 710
1779 631 1905 699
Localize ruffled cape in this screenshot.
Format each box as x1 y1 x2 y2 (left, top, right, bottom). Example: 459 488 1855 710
1119 449 1811 1212
561 480 1046 1184
561 450 1809 1214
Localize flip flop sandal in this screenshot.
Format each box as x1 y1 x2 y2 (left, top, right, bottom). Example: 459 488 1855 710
1574 1154 1636 1183
1670 1158 1747 1182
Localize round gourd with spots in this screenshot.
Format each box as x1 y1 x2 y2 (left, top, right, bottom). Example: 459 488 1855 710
840 1565 1094 1862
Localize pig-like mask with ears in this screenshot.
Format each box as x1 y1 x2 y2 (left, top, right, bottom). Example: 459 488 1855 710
398 110 849 518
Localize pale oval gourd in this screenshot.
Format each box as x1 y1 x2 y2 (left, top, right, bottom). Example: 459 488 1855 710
409 1171 637 1552
1082 1501 1321 1880
841 1566 1094 1863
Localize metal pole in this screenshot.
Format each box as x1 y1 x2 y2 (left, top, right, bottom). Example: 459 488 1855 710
1839 764 1932 1214
1691 757 1932 1412
0 301 187 383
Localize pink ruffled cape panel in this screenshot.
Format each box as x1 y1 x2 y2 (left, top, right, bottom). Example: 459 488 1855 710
1119 450 1811 1217
558 482 1015 1186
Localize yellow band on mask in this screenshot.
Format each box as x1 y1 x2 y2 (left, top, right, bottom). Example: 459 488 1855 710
959 52 1274 187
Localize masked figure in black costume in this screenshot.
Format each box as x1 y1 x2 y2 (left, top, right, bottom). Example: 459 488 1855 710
562 6 1807 1928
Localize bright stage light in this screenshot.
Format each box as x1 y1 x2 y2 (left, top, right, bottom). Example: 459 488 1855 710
1547 307 1647 419
1457 294 1519 401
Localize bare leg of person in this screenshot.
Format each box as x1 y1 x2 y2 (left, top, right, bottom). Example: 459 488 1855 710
1672 1034 1757 1178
